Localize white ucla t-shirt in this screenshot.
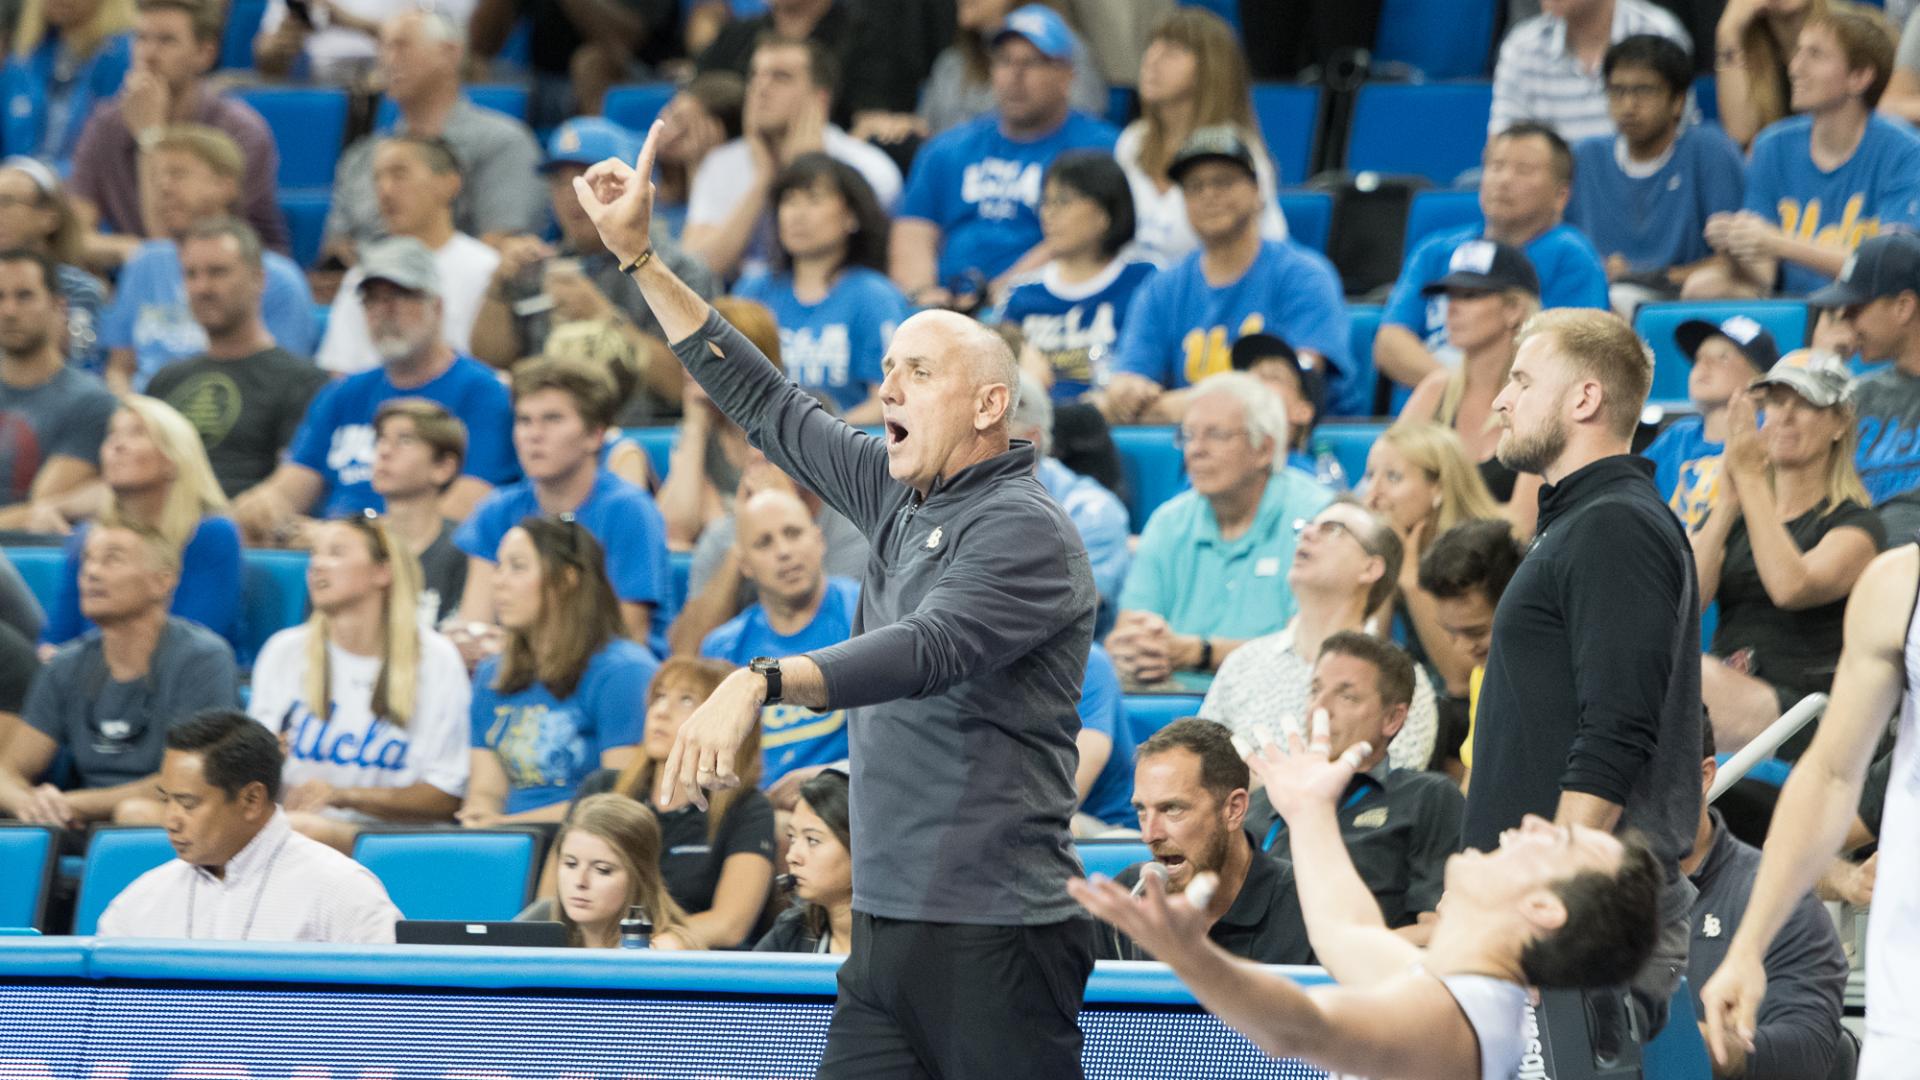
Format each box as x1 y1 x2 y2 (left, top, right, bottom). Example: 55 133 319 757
248 624 472 823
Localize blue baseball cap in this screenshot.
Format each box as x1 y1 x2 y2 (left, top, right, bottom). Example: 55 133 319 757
542 117 638 173
993 5 1075 63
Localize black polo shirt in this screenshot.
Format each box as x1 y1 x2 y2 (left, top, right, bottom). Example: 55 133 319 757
1096 830 1312 964
1248 764 1465 929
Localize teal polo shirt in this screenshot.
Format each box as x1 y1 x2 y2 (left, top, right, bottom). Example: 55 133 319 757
1120 469 1335 641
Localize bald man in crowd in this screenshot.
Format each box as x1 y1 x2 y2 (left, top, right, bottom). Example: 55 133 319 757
574 120 1098 1079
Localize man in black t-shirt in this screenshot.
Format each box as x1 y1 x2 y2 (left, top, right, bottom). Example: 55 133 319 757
146 218 327 499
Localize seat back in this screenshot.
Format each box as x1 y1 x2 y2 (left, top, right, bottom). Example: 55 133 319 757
624 426 678 485
1403 189 1483 261
353 829 540 921
1075 840 1153 881
74 827 177 934
1373 0 1498 80
1347 82 1493 185
1330 304 1383 419
1632 301 1811 407
240 551 311 668
1643 978 1712 1079
1123 694 1204 746
281 190 331 269
602 84 678 133
1278 191 1333 253
1313 421 1390 487
0 824 56 930
6 545 62 615
1251 84 1321 186
219 0 268 70
234 87 350 189
1109 426 1187 534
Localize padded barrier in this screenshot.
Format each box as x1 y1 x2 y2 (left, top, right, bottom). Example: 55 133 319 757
0 940 1711 1077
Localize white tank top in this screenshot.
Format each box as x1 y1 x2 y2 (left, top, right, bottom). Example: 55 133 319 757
1860 572 1920 1078
1329 969 1530 1080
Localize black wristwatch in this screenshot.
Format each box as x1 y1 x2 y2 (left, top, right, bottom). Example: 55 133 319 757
750 657 783 704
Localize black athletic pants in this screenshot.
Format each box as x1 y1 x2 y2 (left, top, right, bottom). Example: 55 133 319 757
816 912 1095 1079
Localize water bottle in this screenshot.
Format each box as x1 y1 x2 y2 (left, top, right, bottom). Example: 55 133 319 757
1311 440 1348 492
619 905 652 949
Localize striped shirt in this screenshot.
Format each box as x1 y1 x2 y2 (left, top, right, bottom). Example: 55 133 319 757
96 811 400 943
1490 0 1691 145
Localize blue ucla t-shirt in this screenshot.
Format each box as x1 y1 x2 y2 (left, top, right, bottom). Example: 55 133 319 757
1077 644 1136 829
733 267 908 413
700 576 860 785
1384 223 1609 359
1001 259 1157 400
101 240 318 392
470 638 658 814
1567 125 1746 275
1640 415 1723 531
898 110 1118 286
455 469 675 646
289 355 517 516
1745 114 1920 297
1114 240 1348 392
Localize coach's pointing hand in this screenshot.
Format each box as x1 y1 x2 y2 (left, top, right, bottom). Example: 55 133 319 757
658 667 765 812
573 120 662 267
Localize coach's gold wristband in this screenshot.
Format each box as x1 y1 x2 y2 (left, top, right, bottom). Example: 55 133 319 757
620 248 655 275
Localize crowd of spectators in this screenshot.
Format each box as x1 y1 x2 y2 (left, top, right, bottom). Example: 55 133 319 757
0 1 1902 1071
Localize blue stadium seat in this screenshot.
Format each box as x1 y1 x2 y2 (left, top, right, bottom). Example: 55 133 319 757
1315 421 1390 485
1347 82 1493 186
1693 74 1718 124
0 825 56 930
1075 840 1153 880
1331 303 1383 419
73 827 176 934
219 0 267 70
354 829 540 920
1633 300 1810 406
375 85 531 131
240 550 311 668
1403 188 1483 261
1373 0 1498 80
667 551 692 622
234 87 349 189
280 189 330 269
1278 191 1332 253
5 546 62 615
497 18 533 67
1251 83 1320 187
1109 426 1187 534
1105 86 1137 127
1644 978 1713 1078
1123 694 1203 746
312 301 331 343
625 426 677 483
602 84 677 134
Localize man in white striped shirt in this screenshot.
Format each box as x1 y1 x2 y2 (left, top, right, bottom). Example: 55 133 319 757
96 710 400 943
1491 0 1692 145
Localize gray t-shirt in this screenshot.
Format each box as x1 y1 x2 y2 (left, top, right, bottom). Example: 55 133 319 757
323 101 547 250
0 365 117 503
22 617 241 789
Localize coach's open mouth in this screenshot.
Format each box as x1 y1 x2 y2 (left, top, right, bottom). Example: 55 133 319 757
885 420 909 446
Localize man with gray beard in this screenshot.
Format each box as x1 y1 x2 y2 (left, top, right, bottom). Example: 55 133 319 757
1466 308 1704 1040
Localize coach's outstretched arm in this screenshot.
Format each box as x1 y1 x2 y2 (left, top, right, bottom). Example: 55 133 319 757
575 123 894 537
1700 546 1914 1068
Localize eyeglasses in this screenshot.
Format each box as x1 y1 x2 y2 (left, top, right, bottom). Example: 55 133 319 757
1174 426 1249 450
1294 517 1372 553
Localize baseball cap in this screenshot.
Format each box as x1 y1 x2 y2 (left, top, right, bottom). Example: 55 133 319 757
992 5 1075 63
1419 240 1541 297
1806 233 1920 307
1749 349 1853 408
542 117 637 174
1167 125 1259 185
1674 314 1780 372
356 236 439 297
1231 333 1325 416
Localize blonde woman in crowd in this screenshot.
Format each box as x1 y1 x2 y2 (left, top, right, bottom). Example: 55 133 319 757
40 396 242 651
547 793 699 950
246 514 472 852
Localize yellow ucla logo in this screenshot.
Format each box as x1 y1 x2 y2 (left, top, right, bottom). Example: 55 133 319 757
1777 195 1880 251
1181 313 1267 385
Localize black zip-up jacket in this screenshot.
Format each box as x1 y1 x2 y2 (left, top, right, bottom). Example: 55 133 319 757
672 310 1097 926
1463 455 1703 878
